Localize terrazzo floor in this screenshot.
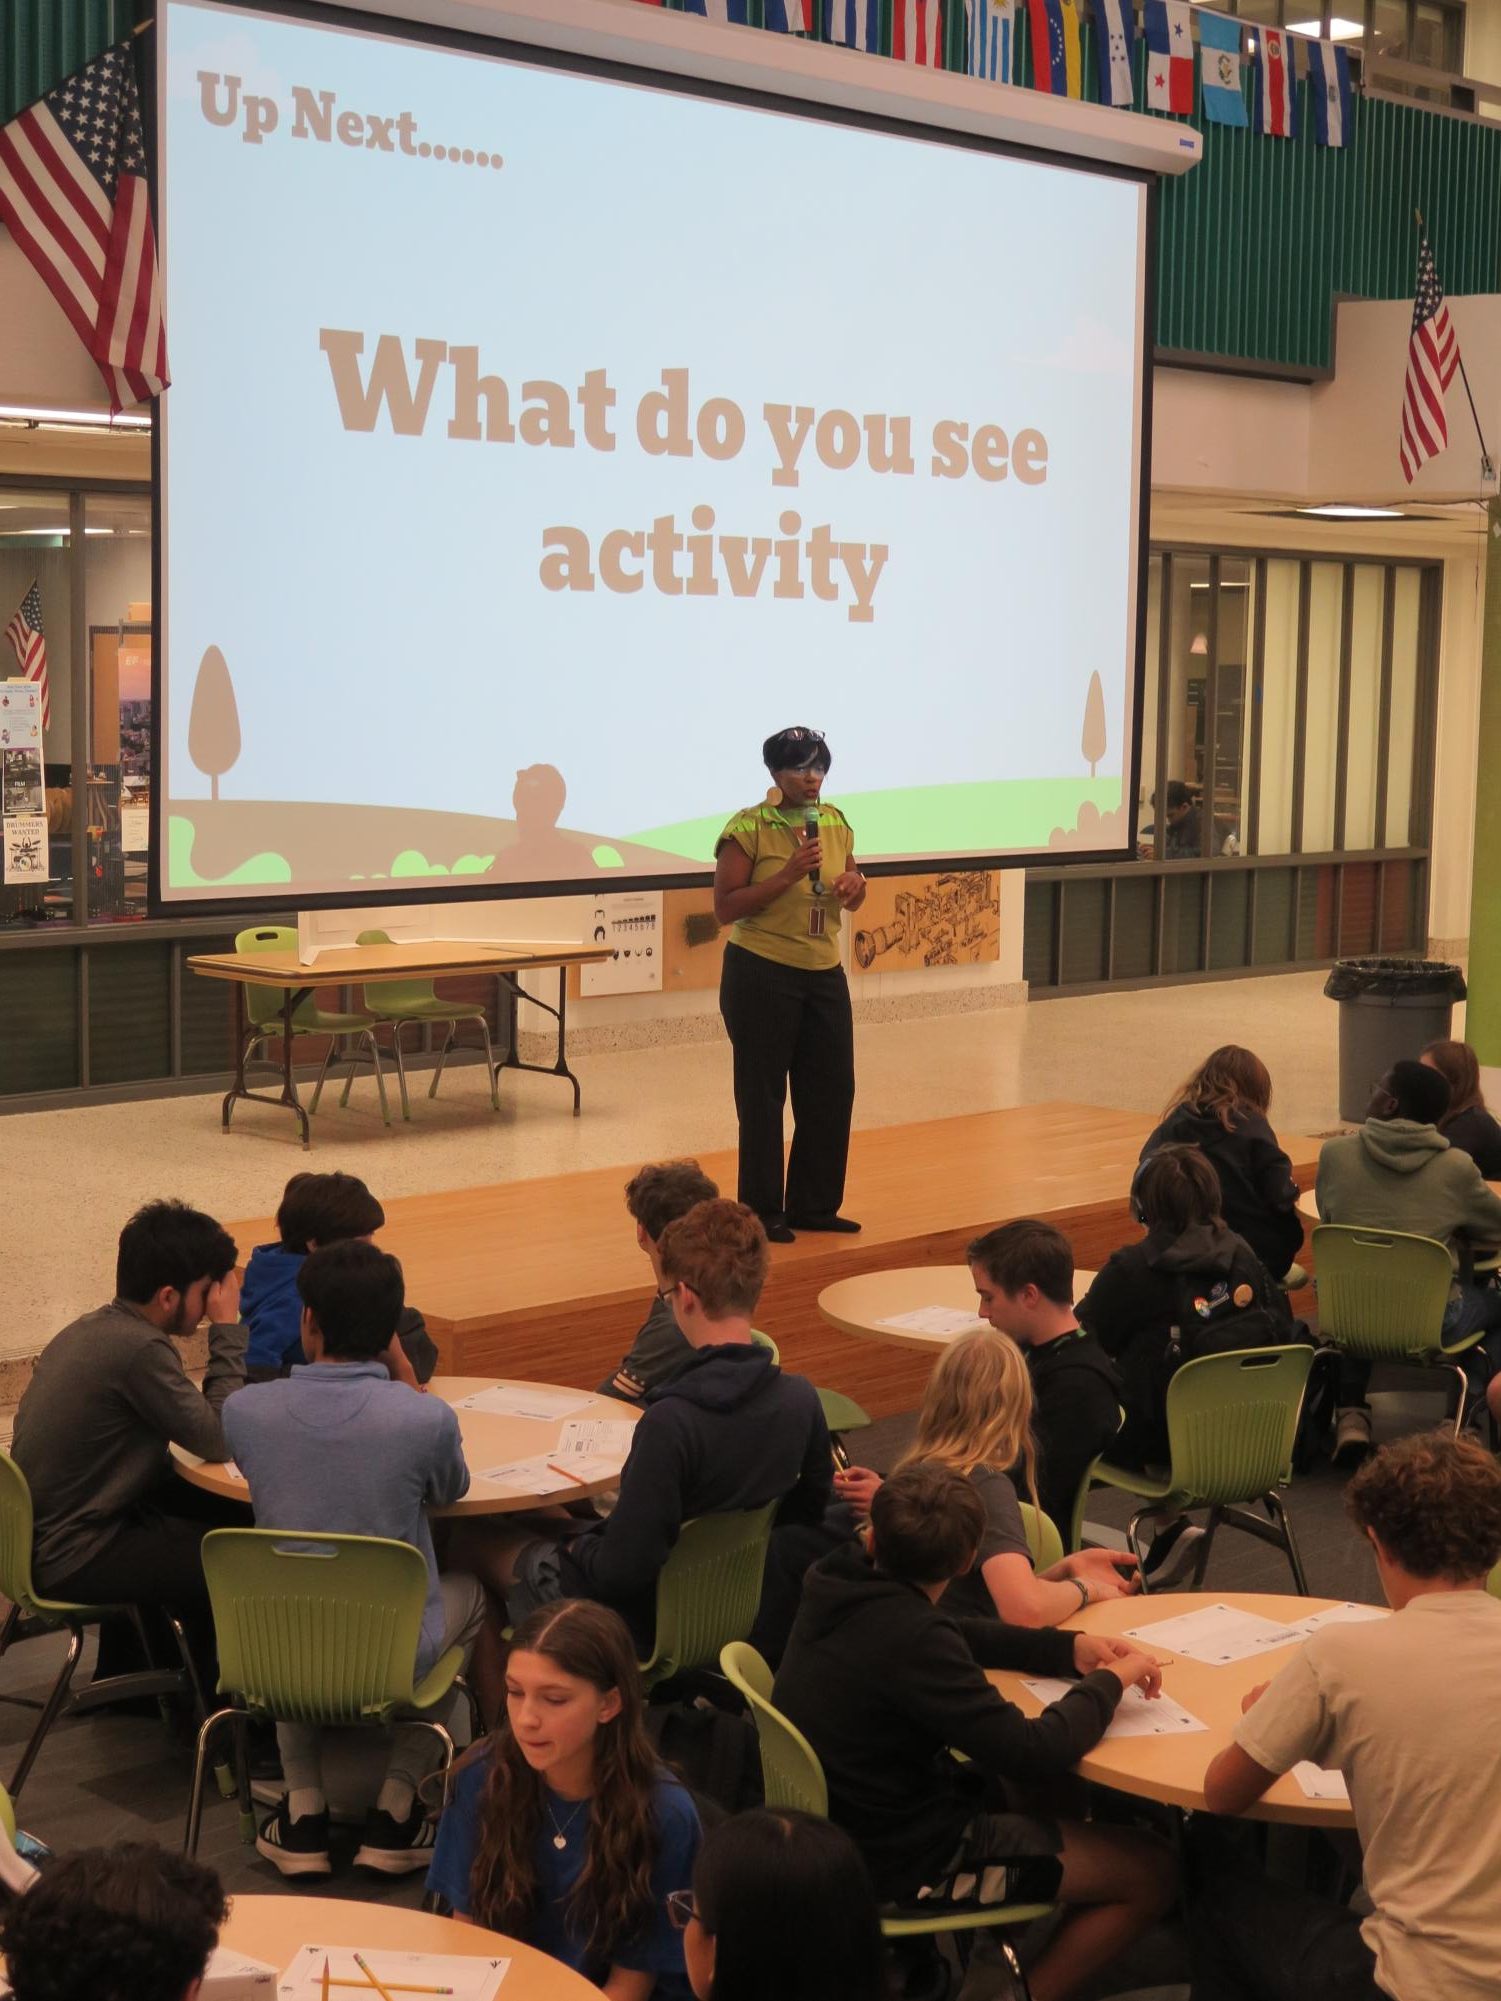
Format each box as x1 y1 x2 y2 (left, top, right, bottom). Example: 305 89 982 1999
1 969 1352 1361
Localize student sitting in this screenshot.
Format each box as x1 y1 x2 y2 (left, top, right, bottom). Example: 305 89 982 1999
774 1463 1173 2001
1139 1045 1305 1283
1192 1433 1501 2001
1422 1037 1501 1178
1078 1144 1293 1583
598 1159 719 1403
466 1199 832 1648
966 1219 1124 1538
241 1170 437 1383
428 1599 700 1999
11 1199 249 1692
834 1332 1138 1628
0 1843 227 2001
675 1809 889 2001
223 1241 486 1879
1316 1059 1501 1458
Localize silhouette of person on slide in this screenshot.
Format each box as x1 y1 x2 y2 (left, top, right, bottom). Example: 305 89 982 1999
503 762 584 877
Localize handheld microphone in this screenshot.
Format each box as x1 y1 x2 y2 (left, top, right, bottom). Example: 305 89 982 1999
805 806 822 892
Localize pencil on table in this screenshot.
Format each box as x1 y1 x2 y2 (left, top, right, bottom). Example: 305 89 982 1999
547 1460 588 1486
352 1954 399 2001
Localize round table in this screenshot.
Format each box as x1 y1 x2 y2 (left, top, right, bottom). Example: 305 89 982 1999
987 1590 1381 1828
1298 1187 1501 1269
172 1377 640 1515
220 1893 598 1997
817 1265 1097 1351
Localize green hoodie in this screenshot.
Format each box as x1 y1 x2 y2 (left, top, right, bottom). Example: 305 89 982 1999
1314 1118 1501 1281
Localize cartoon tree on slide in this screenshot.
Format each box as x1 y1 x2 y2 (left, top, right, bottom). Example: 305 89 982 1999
188 645 241 801
1081 671 1107 778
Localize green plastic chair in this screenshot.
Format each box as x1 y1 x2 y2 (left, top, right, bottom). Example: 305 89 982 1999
1087 1345 1316 1595
637 1505 777 1691
1067 1405 1128 1556
720 1643 1053 1973
1312 1224 1481 1430
355 929 499 1120
233 926 391 1127
183 1529 467 1856
1488 1562 1501 1600
1018 1502 1065 1573
815 1387 872 1438
749 1329 780 1362
0 1451 203 1800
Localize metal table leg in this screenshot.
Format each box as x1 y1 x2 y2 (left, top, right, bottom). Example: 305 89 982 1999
492 968 583 1115
220 982 314 1147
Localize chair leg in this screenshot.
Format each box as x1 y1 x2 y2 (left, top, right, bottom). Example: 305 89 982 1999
162 1610 208 1723
232 1709 256 1844
1450 1363 1469 1438
309 1037 337 1114
0 1601 22 1666
411 1717 456 1808
1124 1508 1160 1587
389 1022 413 1122
184 1707 235 1857
474 1013 500 1111
1262 1489 1311 1596
9 1622 84 1801
364 1030 391 1127
1189 1507 1222 1590
429 1024 455 1100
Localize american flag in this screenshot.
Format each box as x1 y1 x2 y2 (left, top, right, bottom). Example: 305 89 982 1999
3 584 50 731
1399 237 1459 484
0 40 168 413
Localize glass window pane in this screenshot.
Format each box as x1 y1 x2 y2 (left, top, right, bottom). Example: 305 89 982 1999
1371 0 1408 56
1385 566 1421 846
1211 558 1251 855
1256 560 1300 855
0 489 73 926
1301 563 1344 852
85 492 153 924
1150 553 1211 858
1139 555 1162 844
1411 1 1460 69
1342 566 1384 849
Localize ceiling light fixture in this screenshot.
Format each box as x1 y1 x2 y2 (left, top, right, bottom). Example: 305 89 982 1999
1287 15 1363 37
0 403 151 432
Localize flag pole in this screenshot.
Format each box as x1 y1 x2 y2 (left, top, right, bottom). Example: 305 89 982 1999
1415 208 1496 484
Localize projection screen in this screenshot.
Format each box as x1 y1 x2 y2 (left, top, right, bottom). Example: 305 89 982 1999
154 0 1151 908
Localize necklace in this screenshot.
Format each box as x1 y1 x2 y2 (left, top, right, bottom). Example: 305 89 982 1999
545 1795 589 1852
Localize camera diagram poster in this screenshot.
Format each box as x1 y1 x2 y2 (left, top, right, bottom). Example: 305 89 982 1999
581 892 663 996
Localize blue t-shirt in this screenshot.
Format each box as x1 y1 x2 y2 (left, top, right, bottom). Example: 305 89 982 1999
427 1751 699 1997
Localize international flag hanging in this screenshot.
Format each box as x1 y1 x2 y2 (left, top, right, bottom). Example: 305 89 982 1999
1093 0 1136 108
1143 1 1194 115
764 0 814 28
1398 235 1459 483
0 41 168 412
893 0 944 65
3 584 50 731
1254 26 1298 136
1307 38 1353 147
683 0 754 18
1197 10 1248 126
967 0 1017 83
1027 0 1082 98
826 0 880 49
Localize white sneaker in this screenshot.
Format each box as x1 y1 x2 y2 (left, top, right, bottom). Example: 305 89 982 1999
1332 1407 1373 1464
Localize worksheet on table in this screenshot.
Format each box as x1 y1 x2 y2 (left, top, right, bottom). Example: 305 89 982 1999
275 1943 509 2001
453 1387 595 1421
1021 1681 1208 1738
1122 1604 1305 1665
877 1307 986 1336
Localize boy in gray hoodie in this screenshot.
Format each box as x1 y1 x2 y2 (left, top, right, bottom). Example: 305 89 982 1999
1315 1059 1501 1457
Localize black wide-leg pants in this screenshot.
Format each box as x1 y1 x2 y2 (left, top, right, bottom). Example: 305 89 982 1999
719 940 855 1223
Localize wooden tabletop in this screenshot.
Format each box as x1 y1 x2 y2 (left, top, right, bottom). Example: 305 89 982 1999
187 940 612 985
172 1376 639 1515
988 1590 1381 1827
220 1894 599 1996
817 1265 1097 1350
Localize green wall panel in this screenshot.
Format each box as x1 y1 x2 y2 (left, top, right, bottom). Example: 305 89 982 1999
1 0 139 125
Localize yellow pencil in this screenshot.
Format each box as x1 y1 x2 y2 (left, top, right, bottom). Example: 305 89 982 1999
352 1954 399 2001
321 1958 332 2001
329 1984 454 1996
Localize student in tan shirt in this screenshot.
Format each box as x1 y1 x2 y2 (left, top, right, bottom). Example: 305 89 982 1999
1191 1433 1501 2001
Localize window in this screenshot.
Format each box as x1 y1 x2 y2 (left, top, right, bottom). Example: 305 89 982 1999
85 492 152 924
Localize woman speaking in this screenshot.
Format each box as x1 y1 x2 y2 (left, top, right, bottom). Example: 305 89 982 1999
714 726 866 1243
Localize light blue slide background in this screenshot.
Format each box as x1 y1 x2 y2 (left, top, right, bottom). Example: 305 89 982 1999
160 0 1145 885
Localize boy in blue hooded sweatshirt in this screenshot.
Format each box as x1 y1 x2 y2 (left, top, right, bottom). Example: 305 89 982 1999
241 1172 439 1383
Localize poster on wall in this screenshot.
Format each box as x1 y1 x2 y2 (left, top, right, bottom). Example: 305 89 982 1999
580 891 664 997
3 814 49 884
0 683 48 886
850 871 1001 973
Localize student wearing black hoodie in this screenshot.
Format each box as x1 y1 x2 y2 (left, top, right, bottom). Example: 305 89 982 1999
775 1463 1174 2001
1138 1046 1304 1283
1077 1145 1294 1585
457 1200 832 1651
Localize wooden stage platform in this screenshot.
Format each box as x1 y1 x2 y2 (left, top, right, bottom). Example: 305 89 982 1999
227 1103 1320 1422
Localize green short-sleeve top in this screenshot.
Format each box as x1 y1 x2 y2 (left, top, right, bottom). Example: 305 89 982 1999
716 799 855 973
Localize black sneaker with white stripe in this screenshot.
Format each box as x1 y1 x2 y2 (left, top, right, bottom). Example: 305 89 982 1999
354 1805 438 1875
255 1802 331 1878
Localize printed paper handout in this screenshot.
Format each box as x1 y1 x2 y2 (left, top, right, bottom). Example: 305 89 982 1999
1279 1603 1387 1642
557 1418 636 1462
1123 1603 1307 1665
1291 1760 1349 1802
274 1943 509 2001
877 1306 987 1337
1021 1680 1208 1738
454 1385 595 1421
477 1452 617 1494
2 814 48 883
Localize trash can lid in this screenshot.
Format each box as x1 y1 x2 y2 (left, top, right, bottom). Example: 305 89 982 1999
1324 957 1467 1003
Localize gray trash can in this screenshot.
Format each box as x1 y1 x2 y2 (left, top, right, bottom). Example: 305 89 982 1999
1325 958 1467 1124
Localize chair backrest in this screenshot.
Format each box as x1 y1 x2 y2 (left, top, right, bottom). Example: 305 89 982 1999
1018 1501 1064 1572
1311 1225 1454 1361
355 929 441 1012
720 1641 829 1817
749 1329 780 1363
1164 1345 1315 1505
639 1505 777 1685
234 925 303 1031
0 1453 42 1616
1488 1561 1501 1602
202 1529 431 1721
1070 1405 1127 1553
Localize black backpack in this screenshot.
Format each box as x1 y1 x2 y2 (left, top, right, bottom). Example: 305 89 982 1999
645 1695 765 1825
1152 1244 1306 1407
